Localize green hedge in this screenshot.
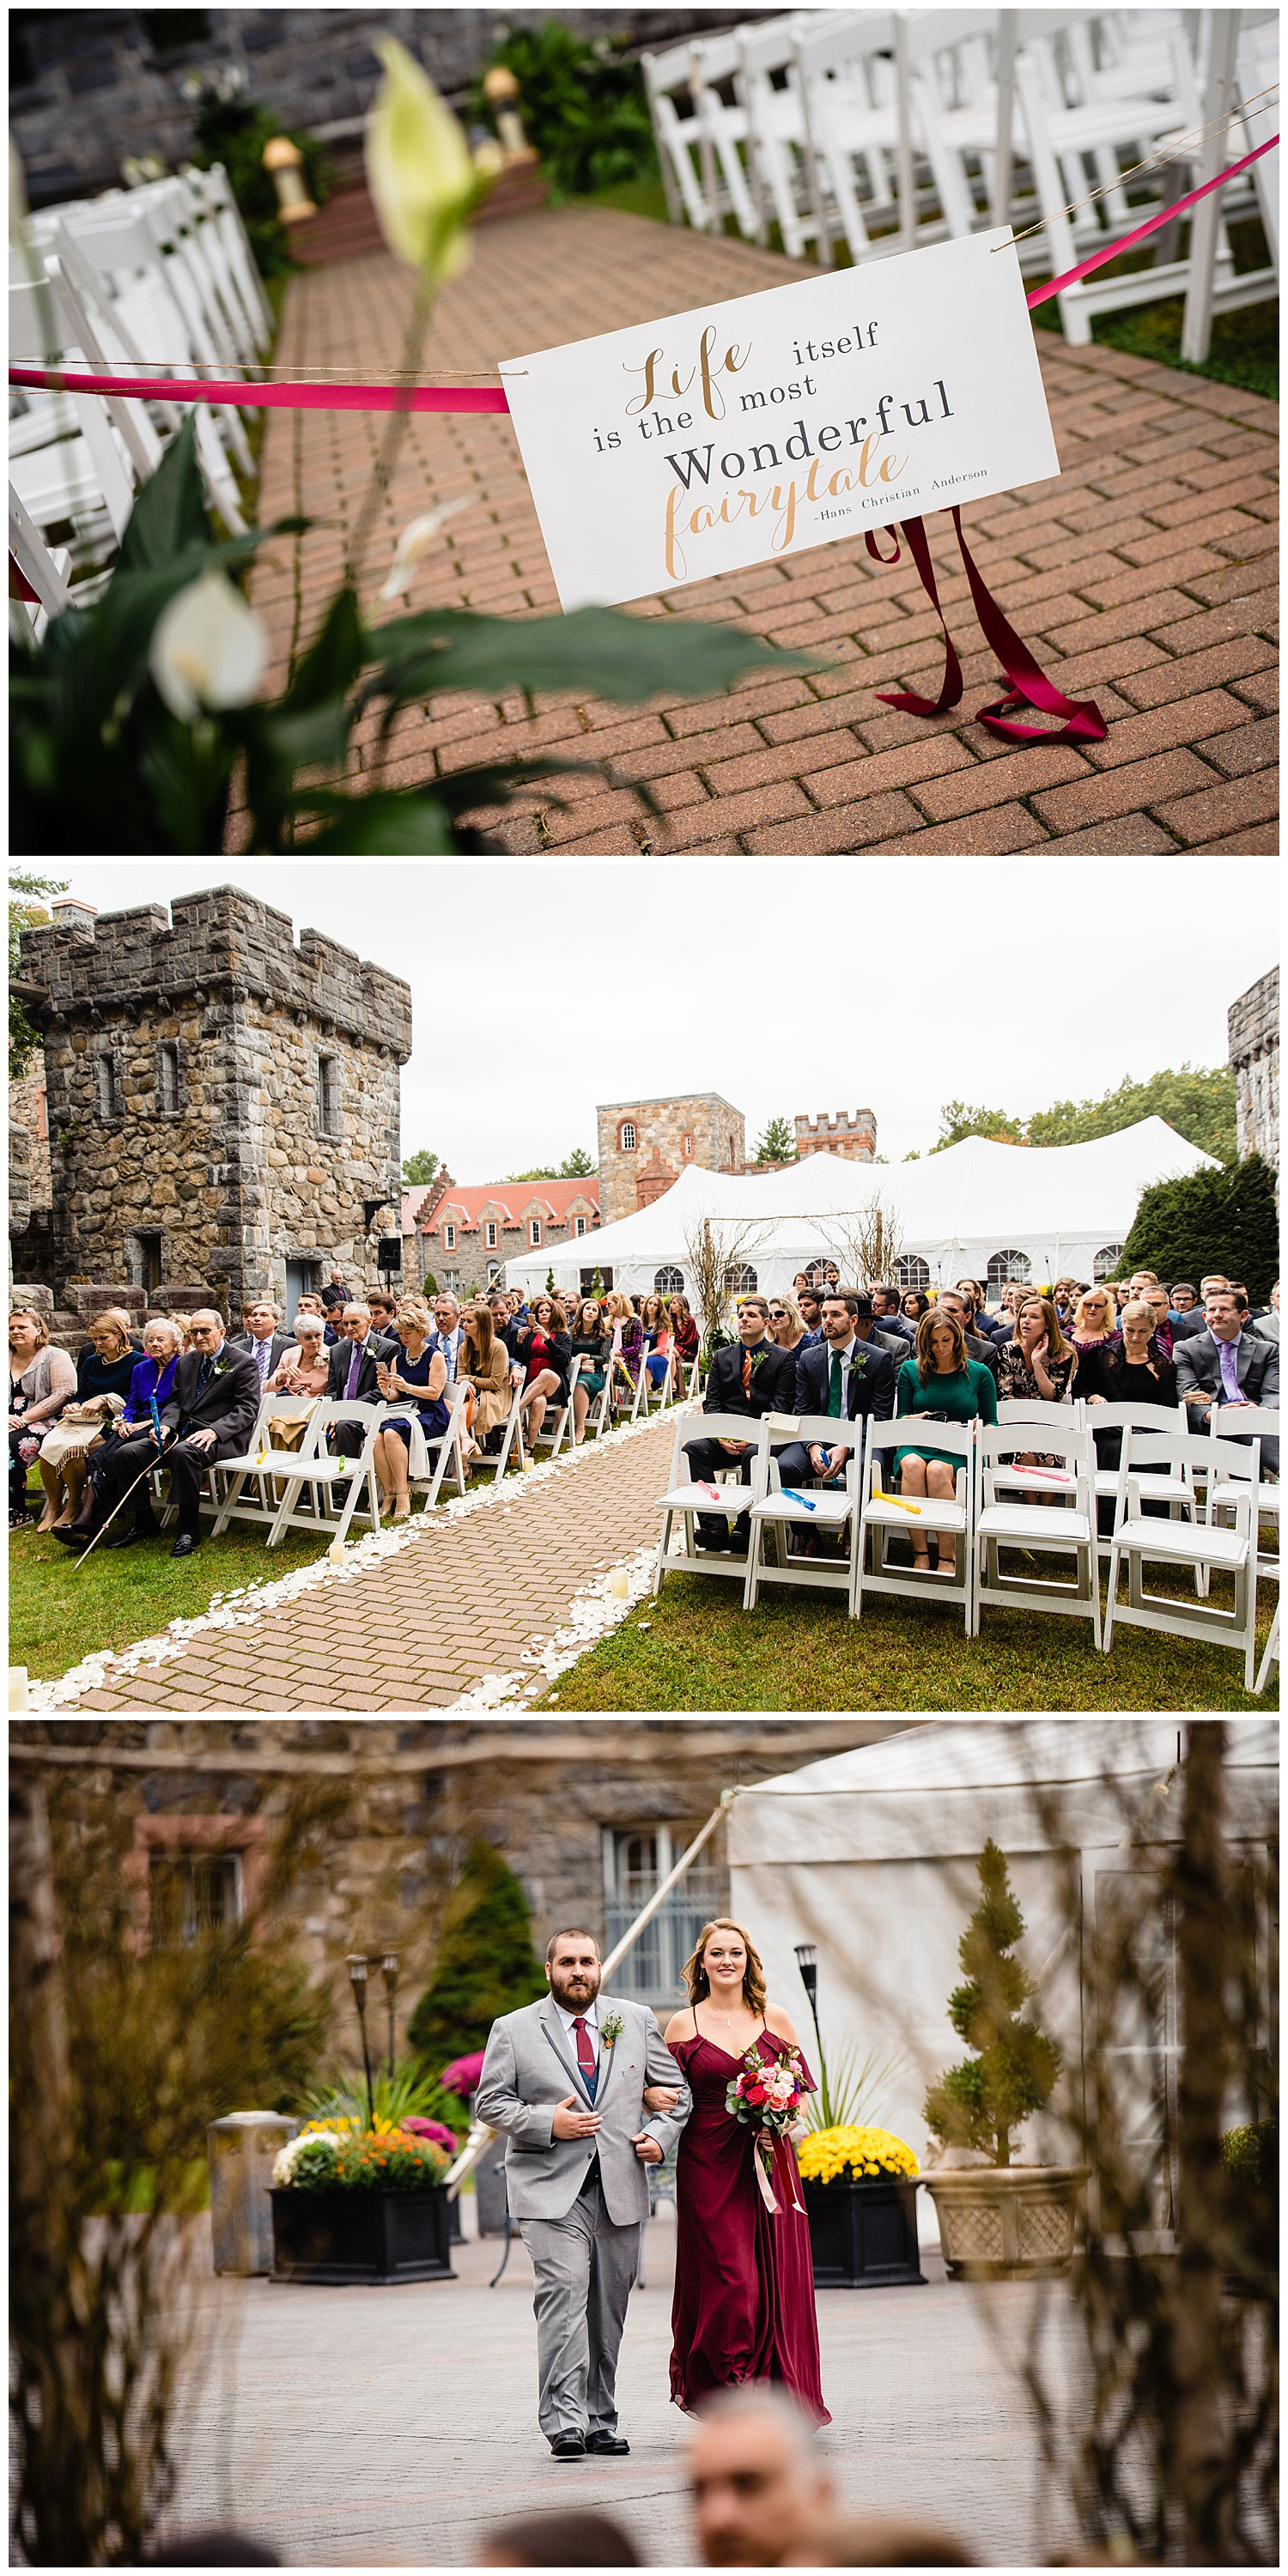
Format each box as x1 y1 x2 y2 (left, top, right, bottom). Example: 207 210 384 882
1119 1153 1279 1303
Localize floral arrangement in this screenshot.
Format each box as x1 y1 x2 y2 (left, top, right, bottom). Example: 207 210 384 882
272 2122 451 2191
795 2124 920 2185
439 2050 487 2100
726 2043 806 2214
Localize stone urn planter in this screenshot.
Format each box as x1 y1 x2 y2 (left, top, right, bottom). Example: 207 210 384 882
922 2166 1090 2280
803 2174 926 2288
269 2185 455 2285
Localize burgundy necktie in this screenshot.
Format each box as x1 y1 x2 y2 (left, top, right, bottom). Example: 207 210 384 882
573 2015 597 2083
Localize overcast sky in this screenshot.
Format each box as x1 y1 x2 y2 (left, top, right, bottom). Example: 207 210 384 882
34 859 1278 1176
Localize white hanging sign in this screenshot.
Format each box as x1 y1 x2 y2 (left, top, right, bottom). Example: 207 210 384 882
501 229 1059 611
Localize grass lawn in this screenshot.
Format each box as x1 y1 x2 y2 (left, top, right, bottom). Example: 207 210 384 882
9 1510 334 1682
532 1562 1275 1712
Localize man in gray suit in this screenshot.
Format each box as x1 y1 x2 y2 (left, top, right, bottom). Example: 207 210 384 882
1175 1287 1279 1470
477 1928 691 2461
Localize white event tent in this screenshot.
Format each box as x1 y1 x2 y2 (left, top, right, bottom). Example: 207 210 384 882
727 1720 1278 2244
504 1116 1217 1300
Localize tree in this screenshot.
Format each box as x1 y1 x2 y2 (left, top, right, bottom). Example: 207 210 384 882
923 1839 1060 2167
560 1146 595 1177
590 1268 605 1300
933 1100 1025 1151
816 1191 905 1288
753 1115 796 1167
1028 1064 1237 1165
507 1165 558 1182
1118 1151 1279 1302
683 1212 769 1349
407 1841 546 2070
401 1148 441 1187
545 1267 556 1296
9 870 66 1082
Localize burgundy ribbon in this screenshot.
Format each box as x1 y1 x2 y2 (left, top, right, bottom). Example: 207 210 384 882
868 508 1106 744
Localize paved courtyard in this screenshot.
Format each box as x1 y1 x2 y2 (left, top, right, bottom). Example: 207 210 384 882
71 1414 677 1714
232 203 1279 858
164 2210 1084 2568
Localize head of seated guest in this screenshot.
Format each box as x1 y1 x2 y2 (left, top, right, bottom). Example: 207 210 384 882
187 1310 228 1362
76 1307 139 1402
125 1316 185 1415
481 2508 641 2567
796 1286 823 1340
433 1291 462 1349
237 1297 283 1348
1070 1286 1117 1348
268 1313 329 1395
1170 1281 1198 1315
367 1289 399 1336
901 1290 931 1325
767 1294 807 1353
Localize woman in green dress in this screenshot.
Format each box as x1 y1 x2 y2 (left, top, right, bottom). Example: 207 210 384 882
895 1306 998 1574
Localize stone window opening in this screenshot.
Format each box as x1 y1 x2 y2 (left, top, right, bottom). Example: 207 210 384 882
486 1262 501 1286
128 1231 166 1296
484 1221 498 1249
156 1042 180 1114
125 1815 266 1949
529 1218 542 1247
620 1120 636 1151
94 1053 121 1120
443 1221 457 1252
574 1215 586 1238
682 1133 693 1156
317 1052 341 1137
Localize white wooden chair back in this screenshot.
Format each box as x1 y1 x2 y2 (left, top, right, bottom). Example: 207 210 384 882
744 1410 865 1615
856 1415 975 1633
1104 1425 1261 1686
654 1412 770 1595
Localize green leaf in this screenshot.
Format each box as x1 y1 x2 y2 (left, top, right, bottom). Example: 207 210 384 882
113 417 208 574
284 588 365 712
363 603 828 712
296 792 459 853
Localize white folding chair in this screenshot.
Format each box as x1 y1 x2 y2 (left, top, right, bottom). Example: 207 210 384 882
636 1346 675 1418
654 1414 770 1594
744 1413 864 1614
210 1393 319 1535
1208 1405 1280 1585
392 1379 471 1510
9 276 137 552
177 165 270 366
259 1397 384 1549
468 1379 527 1481
974 1419 1100 1644
1253 1601 1279 1698
9 484 73 644
856 1416 975 1635
736 13 820 257
642 41 714 230
1083 1397 1199 1565
688 31 759 238
573 1361 613 1447
526 1355 582 1462
793 10 907 270
1104 1426 1261 1688
185 163 273 350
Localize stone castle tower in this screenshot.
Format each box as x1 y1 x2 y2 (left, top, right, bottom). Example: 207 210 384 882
597 1093 745 1227
17 888 412 1314
1228 967 1279 1169
794 1108 878 1161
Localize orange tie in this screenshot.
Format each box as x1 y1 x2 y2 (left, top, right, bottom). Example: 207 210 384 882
742 1349 752 1396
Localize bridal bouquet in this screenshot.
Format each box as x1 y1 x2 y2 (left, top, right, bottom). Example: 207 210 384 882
726 2045 807 2216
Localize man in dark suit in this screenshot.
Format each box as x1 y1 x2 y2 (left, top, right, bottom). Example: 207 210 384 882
683 1296 796 1552
935 1289 1001 1383
61 1308 260 1559
1175 1288 1279 1469
870 1287 915 1346
774 1291 896 1494
326 1300 398 1460
1167 1273 1233 1341
230 1297 293 1397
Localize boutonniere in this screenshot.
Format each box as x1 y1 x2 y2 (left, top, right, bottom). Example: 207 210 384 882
600 2012 624 2050
841 1353 867 1374
750 1348 770 1369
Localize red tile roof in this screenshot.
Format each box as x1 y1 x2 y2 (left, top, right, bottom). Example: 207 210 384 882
403 1178 600 1235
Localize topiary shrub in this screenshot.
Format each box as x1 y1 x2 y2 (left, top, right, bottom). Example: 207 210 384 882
408 1840 545 2068
187 80 335 277
924 1840 1060 2167
470 22 657 200
1120 1152 1279 1305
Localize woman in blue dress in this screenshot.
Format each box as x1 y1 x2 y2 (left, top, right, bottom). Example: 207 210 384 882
373 1295 449 1521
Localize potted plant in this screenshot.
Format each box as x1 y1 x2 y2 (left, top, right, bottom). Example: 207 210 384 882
797 2124 925 2289
269 2120 455 2284
922 1840 1088 2279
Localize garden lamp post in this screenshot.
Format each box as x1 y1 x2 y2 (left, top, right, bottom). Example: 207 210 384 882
346 1953 375 2131
262 134 317 225
794 1942 824 2066
380 1949 400 2083
482 64 537 166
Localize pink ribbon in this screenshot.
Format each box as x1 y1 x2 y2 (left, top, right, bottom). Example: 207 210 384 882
6 366 512 413
1025 130 1278 309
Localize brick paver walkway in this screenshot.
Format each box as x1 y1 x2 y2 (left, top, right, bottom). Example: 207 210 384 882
234 204 1278 858
74 1415 676 1714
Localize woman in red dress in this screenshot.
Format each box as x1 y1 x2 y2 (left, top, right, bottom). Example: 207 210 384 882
665 1918 829 2422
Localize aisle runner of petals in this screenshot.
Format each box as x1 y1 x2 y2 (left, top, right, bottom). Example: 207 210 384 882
25 1409 685 1712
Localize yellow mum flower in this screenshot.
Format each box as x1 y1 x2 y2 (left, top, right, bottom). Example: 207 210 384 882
796 2124 919 2185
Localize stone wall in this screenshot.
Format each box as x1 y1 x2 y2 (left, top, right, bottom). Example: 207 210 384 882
1228 967 1279 1169
9 1057 52 1214
9 1718 904 2069
18 887 411 1312
10 6 762 207
794 1108 878 1161
597 1093 745 1227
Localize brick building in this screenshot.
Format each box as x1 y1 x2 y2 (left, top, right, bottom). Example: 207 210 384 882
597 1093 745 1228
403 1175 600 1298
9 1717 904 2057
1228 967 1279 1170
794 1108 878 1162
15 887 410 1318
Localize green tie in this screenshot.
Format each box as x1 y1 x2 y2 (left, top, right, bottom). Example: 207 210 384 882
828 1353 843 1418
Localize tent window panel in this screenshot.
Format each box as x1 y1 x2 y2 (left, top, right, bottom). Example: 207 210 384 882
987 1248 1032 1292
1094 1245 1123 1282
654 1265 683 1294
724 1263 757 1294
895 1254 930 1292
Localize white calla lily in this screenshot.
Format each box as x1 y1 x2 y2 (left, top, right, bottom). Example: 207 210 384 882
365 38 477 282
149 569 267 724
377 494 477 602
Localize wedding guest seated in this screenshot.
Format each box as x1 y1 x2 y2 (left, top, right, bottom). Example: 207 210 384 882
689 2389 834 2571
229 1297 292 1397
860 1298 914 1372
767 1294 810 1367
795 1286 823 1343
366 1288 399 1336
1069 1286 1120 1355
489 1289 524 1368
1175 1287 1279 1470
58 1310 260 1559
292 1290 336 1346
1078 1296 1180 1516
1170 1281 1198 1317
1170 1274 1230 1341
481 2510 641 2567
514 1294 573 1448
870 1286 914 1343
372 1294 449 1519
996 1294 1078 1486
683 1298 795 1554
459 1301 514 1457
35 1306 137 1531
895 1308 998 1573
162 1312 195 1355
605 1289 644 1407
1051 1277 1081 1332
900 1290 931 1327
9 1309 76 1528
640 1294 672 1389
774 1292 896 1502
1137 1282 1177 1360
265 1312 331 1398
933 1289 1001 1383
428 1292 465 1379
319 1266 349 1314
955 1280 1005 1343
569 1299 611 1442
325 1301 398 1464
670 1293 701 1385
79 1316 185 1528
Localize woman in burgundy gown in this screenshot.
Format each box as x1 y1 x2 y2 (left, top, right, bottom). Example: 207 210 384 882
665 1918 829 2423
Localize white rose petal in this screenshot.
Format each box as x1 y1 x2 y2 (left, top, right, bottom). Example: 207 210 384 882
149 568 267 724
377 494 477 602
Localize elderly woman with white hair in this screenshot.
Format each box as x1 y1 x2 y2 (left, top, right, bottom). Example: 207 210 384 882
33 1306 139 1530
70 1314 186 1530
266 1310 331 1400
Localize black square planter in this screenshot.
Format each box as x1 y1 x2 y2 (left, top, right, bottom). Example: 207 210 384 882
270 2186 455 2284
804 2175 926 2288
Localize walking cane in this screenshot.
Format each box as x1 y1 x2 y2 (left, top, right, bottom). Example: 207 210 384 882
72 1423 177 1569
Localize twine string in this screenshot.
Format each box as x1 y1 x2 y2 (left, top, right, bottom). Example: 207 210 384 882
996 79 1279 247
